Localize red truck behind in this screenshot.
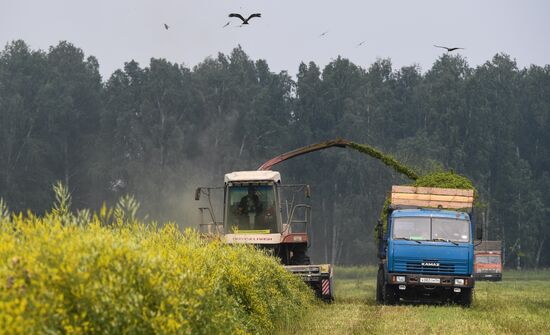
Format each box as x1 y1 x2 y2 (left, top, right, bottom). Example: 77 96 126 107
474 240 502 281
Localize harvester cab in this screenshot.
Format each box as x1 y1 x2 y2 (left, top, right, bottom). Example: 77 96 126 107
195 170 334 301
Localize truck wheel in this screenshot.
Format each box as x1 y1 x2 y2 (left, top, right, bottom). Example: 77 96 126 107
383 283 398 305
457 288 473 307
376 268 384 304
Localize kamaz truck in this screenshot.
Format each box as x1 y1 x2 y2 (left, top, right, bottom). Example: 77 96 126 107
376 185 478 306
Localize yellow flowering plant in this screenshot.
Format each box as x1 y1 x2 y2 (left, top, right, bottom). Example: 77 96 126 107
0 188 314 335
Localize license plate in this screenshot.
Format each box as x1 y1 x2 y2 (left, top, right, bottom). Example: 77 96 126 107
420 277 440 284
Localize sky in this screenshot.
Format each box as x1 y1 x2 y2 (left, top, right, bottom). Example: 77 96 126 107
1 0 549 80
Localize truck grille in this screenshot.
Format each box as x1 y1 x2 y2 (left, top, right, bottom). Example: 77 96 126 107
406 261 454 273
394 258 467 275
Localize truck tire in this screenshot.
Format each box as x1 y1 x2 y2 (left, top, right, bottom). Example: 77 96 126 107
376 267 384 304
457 288 473 307
383 282 398 305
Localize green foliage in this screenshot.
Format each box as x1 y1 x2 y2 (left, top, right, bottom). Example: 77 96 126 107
74 208 91 226
413 171 476 193
51 181 71 220
0 210 314 334
377 197 392 237
1 41 549 267
96 202 115 227
114 194 140 223
0 198 9 222
348 142 419 180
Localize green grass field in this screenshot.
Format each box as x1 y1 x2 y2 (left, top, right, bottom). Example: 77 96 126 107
279 267 550 335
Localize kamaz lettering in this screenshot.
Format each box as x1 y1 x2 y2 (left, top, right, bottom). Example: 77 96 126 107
422 262 440 267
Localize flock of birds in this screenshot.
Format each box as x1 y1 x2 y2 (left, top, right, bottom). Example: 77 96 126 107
163 12 465 52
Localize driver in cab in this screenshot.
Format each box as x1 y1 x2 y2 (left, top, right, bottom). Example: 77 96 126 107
238 187 273 231
238 187 263 216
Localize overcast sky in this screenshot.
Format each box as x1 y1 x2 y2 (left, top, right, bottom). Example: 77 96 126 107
1 0 549 80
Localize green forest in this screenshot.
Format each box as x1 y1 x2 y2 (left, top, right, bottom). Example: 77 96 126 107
1 40 549 268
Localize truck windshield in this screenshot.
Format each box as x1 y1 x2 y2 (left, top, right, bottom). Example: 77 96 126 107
225 184 278 233
476 255 500 264
392 217 430 241
393 217 470 243
432 218 470 242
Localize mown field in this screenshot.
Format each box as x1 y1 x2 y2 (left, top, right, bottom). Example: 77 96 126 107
279 266 550 335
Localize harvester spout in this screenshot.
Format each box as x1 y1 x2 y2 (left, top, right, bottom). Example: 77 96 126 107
257 139 350 171
257 138 419 180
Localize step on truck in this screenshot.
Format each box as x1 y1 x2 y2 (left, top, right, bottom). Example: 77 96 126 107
474 240 503 281
195 170 334 302
376 185 480 306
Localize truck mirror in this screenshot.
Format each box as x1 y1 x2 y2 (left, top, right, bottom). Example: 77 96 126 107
194 188 201 201
476 226 483 240
377 220 383 240
304 185 311 198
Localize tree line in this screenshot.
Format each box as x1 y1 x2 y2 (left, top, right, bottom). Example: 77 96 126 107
1 40 549 268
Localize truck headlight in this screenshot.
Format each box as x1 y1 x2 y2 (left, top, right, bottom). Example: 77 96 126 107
396 276 406 283
454 279 465 285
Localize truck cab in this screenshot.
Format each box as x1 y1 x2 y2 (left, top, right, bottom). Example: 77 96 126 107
474 241 503 281
223 171 284 239
376 186 477 306
222 171 311 264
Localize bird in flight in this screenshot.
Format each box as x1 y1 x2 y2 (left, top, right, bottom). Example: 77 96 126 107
356 40 367 47
222 21 231 28
164 23 169 30
434 45 465 52
319 30 329 37
228 13 261 25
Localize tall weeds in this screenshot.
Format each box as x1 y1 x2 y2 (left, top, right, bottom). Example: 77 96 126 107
0 185 314 334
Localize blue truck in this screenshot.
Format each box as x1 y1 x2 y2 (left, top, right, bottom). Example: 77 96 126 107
376 185 478 306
